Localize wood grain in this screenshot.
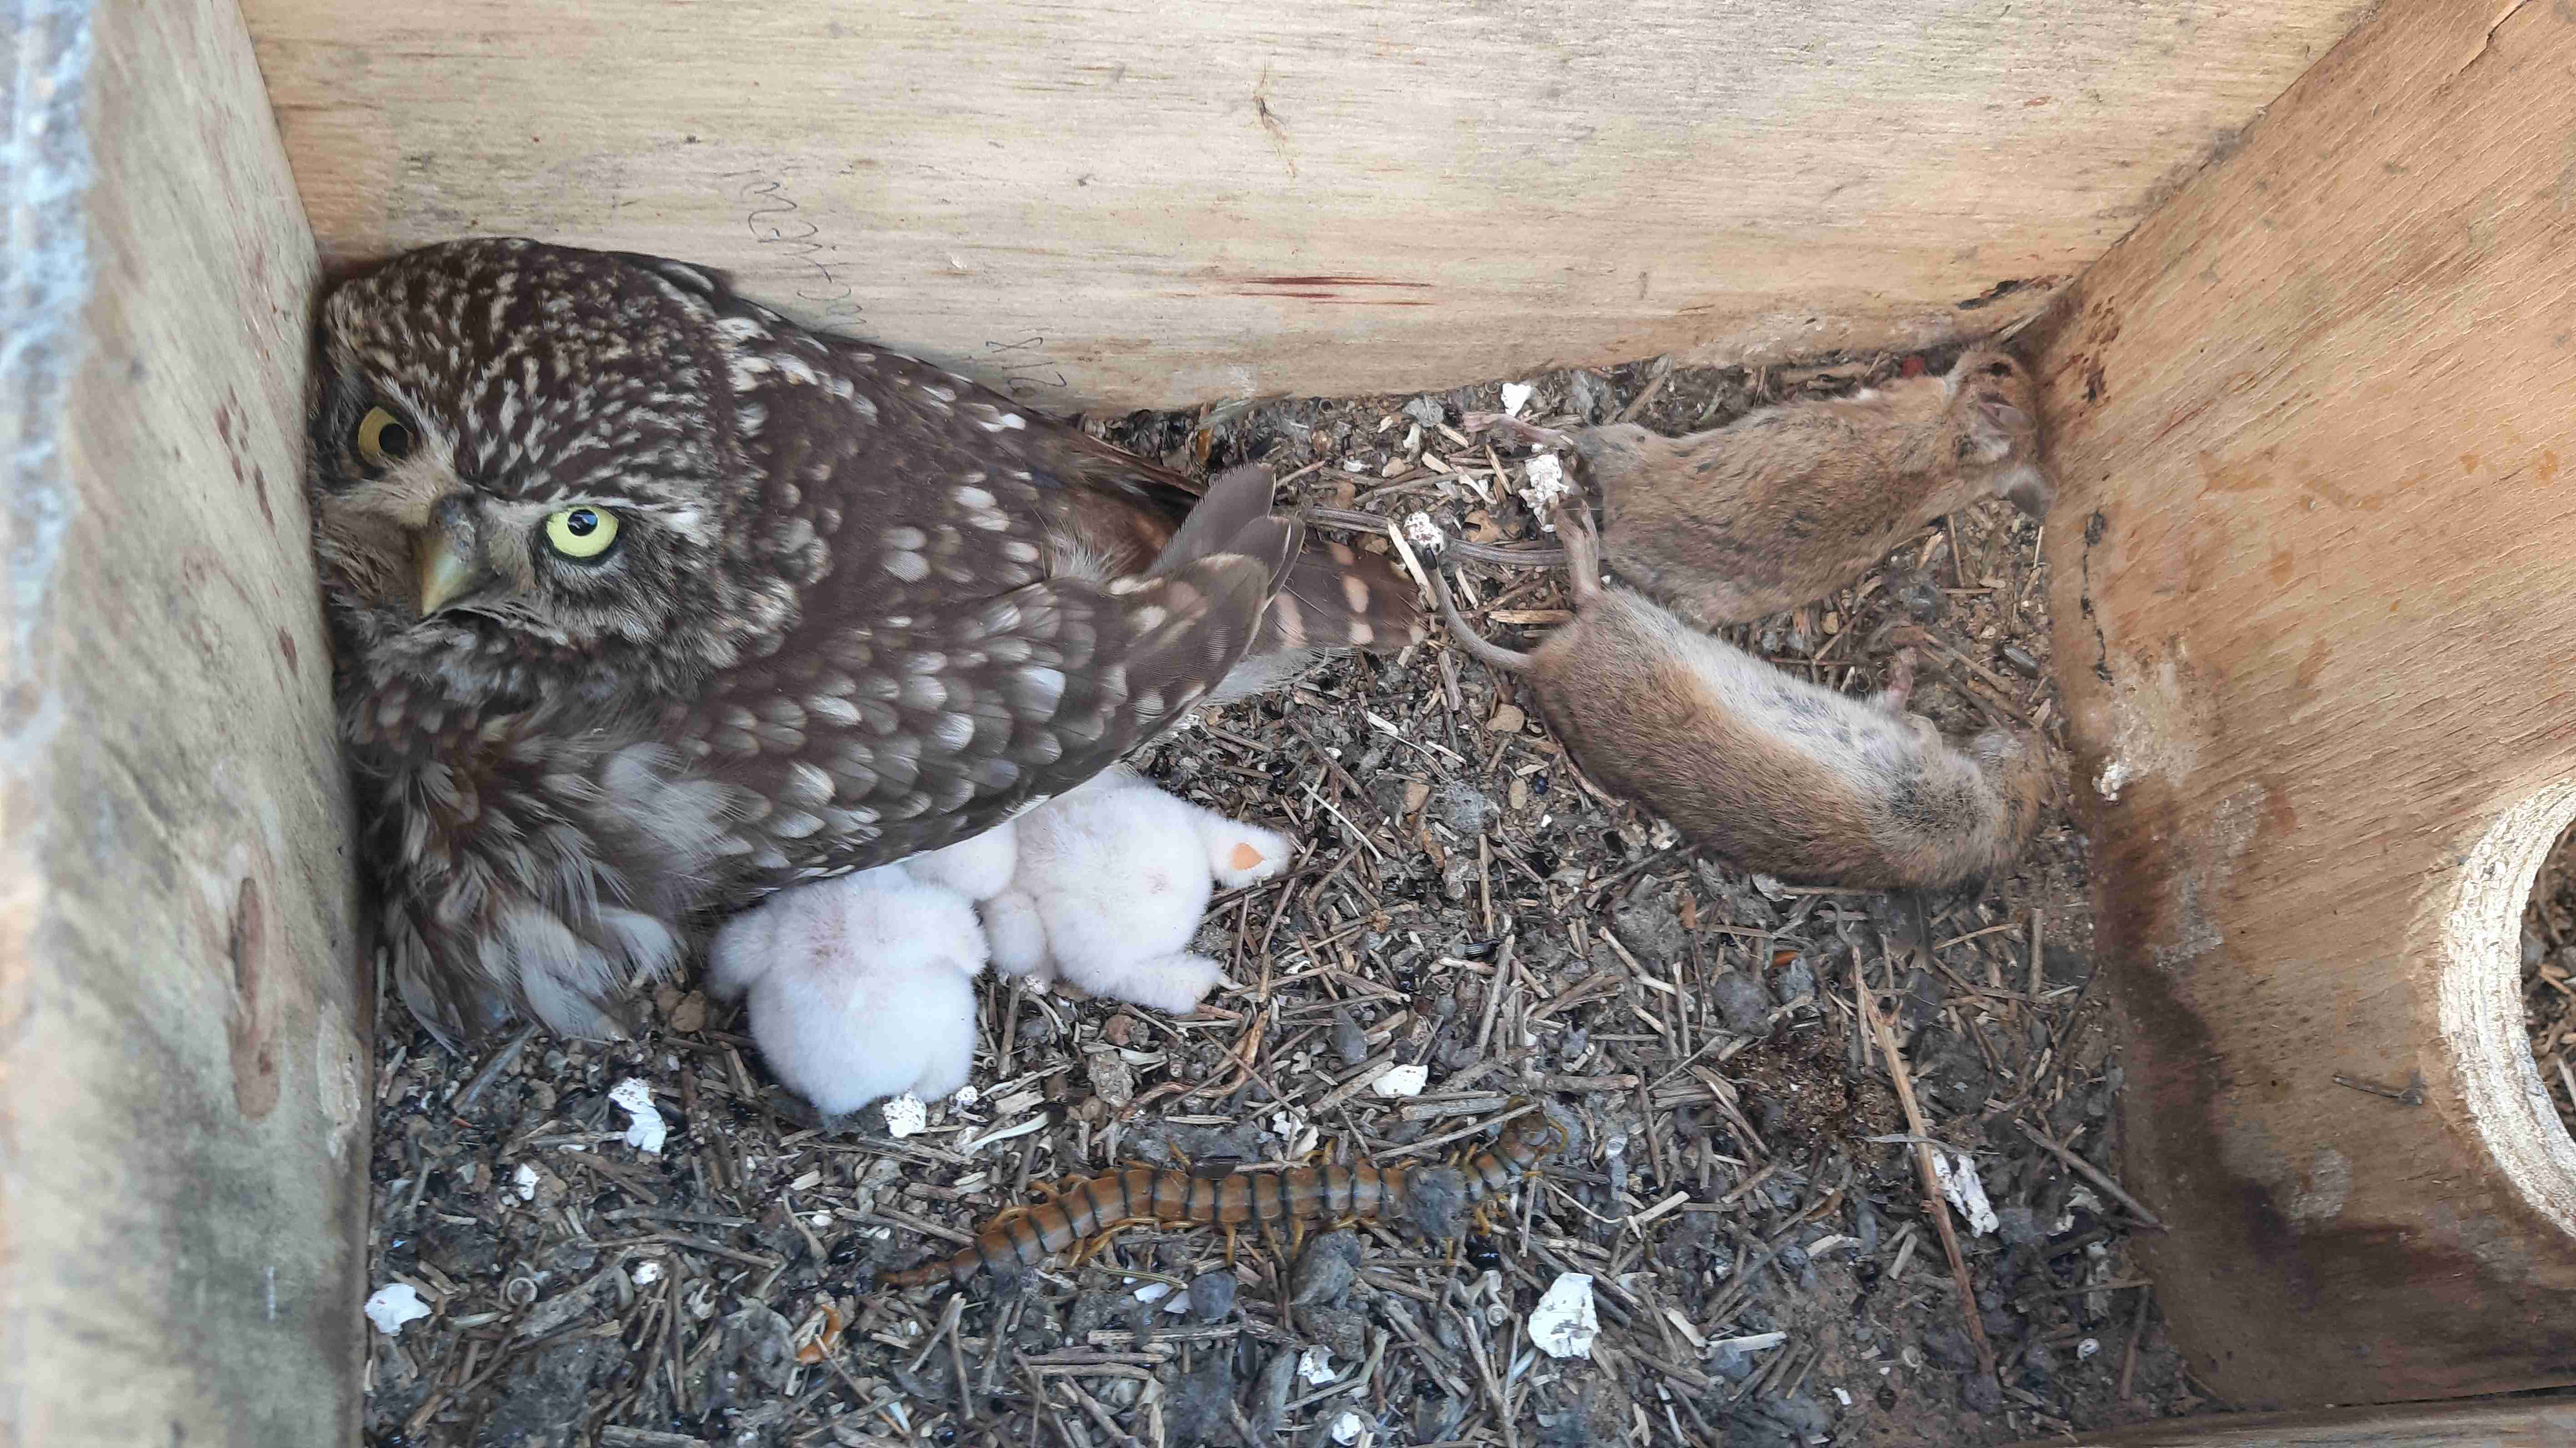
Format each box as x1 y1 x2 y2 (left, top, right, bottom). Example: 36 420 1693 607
2030 0 2576 1410
241 0 2369 409
0 0 363 1442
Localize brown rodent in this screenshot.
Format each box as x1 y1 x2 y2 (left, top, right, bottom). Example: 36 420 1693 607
1424 505 2045 890
1471 347 2051 628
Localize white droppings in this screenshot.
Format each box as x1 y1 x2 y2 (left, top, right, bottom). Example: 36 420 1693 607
1522 454 1572 523
883 1092 928 1138
1371 1063 1429 1097
513 1163 538 1202
1500 382 1536 417
609 1078 668 1154
1329 1410 1367 1445
1298 1347 1338 1385
1529 1272 1600 1358
1932 1149 1998 1236
365 1283 433 1337
634 1261 664 1286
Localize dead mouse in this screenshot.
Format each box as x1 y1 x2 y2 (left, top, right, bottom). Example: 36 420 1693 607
1410 506 2045 891
1469 347 2051 628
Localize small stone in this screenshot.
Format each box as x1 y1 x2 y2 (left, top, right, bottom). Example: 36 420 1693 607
1290 1230 1361 1307
1329 1008 1369 1067
1187 1269 1238 1322
668 990 708 1035
1776 957 1817 1005
1888 569 1947 622
1709 971 1773 1036
2001 643 2043 679
1567 370 1613 422
1404 396 1447 428
1993 1205 2045 1248
1427 782 1499 836
1486 702 1526 734
1104 1014 1136 1048
1086 1051 1135 1111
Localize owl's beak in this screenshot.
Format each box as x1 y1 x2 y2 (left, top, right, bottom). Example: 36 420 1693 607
414 530 482 617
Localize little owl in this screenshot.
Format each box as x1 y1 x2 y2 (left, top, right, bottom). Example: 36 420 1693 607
307 239 1420 1046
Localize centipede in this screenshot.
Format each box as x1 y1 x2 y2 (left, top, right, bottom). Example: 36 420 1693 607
880 1105 1570 1289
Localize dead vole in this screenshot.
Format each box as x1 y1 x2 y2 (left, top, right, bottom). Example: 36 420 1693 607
1413 507 2045 891
1470 347 2052 628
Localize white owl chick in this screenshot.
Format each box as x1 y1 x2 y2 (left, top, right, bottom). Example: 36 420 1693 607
706 832 1010 1115
984 765 1293 1014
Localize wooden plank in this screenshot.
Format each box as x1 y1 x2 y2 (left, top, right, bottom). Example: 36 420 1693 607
2014 1394 2576 1447
2028 0 2576 1412
0 0 362 1443
241 0 2369 409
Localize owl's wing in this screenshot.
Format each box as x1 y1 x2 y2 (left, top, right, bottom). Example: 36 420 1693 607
688 465 1299 892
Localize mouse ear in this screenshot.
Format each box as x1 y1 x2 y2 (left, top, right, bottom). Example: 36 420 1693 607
1968 397 2029 462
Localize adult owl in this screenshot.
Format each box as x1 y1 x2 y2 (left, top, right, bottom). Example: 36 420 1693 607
308 238 1421 1047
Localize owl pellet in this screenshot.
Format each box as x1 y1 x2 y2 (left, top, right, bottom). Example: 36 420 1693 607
608 1077 667 1154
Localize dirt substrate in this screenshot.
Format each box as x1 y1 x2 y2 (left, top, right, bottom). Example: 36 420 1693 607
361 347 2198 1448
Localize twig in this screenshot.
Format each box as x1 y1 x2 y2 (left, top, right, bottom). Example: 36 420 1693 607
1858 976 1997 1381
2017 1123 2166 1231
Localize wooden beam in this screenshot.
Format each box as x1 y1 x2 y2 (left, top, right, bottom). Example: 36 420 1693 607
240 0 2367 409
2012 1393 2576 1447
2029 0 2576 1410
0 0 363 1441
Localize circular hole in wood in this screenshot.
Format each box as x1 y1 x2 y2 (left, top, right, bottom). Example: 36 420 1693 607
2440 782 2576 1234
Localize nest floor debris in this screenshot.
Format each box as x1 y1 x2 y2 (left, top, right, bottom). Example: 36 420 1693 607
362 349 2198 1448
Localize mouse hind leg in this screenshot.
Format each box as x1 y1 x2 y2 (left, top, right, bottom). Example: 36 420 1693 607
1552 498 1609 608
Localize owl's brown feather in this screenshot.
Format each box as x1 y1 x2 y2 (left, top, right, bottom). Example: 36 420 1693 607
309 239 1419 1045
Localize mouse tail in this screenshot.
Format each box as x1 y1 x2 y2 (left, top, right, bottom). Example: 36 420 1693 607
1427 562 1537 674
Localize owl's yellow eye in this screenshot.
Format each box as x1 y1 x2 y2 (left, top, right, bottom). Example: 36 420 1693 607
543 507 620 560
355 406 413 466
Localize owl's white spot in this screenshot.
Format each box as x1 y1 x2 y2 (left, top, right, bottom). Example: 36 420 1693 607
808 696 863 727
968 511 1011 533
785 761 836 806
1014 666 1067 717
1341 575 1373 615
883 526 926 550
1001 413 1026 429
1133 688 1166 718
1132 605 1169 633
769 810 825 840
1348 622 1375 646
921 382 957 402
954 486 997 511
1002 539 1041 563
885 550 931 582
932 714 976 750
901 674 950 711
753 847 790 871
716 316 769 343
1108 578 1149 597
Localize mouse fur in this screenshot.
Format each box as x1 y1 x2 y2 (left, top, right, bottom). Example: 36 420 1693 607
1474 347 2051 628
1430 504 2044 891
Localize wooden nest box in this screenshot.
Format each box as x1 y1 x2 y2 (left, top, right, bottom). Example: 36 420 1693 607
6 0 2573 1441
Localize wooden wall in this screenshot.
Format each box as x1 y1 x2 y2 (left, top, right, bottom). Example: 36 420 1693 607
241 0 2370 410
0 0 365 1441
2029 0 2576 1411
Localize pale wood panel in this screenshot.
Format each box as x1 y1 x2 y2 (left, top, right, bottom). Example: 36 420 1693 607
0 0 363 1442
2012 1394 2576 1447
242 0 2368 409
2029 0 2576 1412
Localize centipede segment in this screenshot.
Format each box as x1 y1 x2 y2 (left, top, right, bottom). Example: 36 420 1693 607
881 1108 1570 1289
